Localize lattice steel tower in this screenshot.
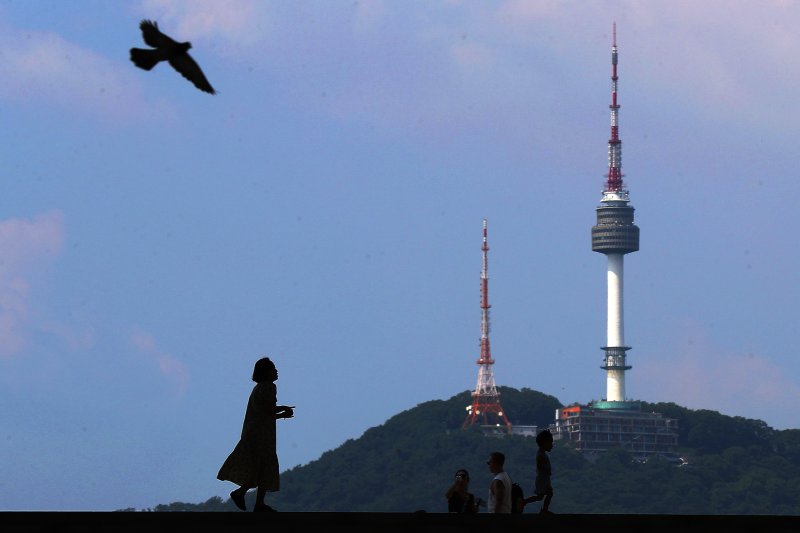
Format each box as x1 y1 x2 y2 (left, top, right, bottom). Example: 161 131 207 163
463 219 511 432
591 23 640 402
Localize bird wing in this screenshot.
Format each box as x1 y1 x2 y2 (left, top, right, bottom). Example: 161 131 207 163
168 53 216 94
139 19 178 49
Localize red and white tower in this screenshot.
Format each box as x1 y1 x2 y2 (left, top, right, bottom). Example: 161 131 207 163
591 23 640 402
463 219 511 432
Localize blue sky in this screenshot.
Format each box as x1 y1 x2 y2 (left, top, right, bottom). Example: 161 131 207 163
1 0 799 511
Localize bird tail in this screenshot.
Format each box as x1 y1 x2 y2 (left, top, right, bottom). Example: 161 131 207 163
129 48 160 71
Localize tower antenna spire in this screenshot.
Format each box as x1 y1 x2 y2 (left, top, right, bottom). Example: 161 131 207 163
607 20 624 193
463 219 512 433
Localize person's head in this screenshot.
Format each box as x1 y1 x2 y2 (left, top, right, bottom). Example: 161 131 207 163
536 429 553 450
252 357 277 383
454 469 470 485
486 452 505 473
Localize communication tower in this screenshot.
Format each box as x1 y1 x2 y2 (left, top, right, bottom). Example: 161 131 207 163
591 22 640 402
463 219 512 433
552 24 680 463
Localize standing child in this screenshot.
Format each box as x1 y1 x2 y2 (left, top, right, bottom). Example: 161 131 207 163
522 429 554 514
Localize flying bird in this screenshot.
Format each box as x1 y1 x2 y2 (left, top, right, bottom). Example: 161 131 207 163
129 19 216 95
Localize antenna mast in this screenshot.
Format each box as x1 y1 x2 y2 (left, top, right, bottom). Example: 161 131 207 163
607 21 624 192
463 219 512 432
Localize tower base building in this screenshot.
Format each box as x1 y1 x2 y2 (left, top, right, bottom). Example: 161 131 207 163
552 401 681 463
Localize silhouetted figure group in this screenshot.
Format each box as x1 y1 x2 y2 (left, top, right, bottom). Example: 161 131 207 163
216 355 554 514
446 429 555 515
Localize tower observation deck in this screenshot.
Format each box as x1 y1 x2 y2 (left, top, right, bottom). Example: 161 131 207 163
591 23 639 403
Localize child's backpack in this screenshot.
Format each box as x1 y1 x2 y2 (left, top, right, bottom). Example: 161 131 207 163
511 482 524 514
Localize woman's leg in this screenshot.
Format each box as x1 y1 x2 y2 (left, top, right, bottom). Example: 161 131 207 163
230 485 248 511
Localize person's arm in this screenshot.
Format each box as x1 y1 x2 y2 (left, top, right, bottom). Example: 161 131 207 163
490 479 506 513
445 475 466 499
470 493 480 512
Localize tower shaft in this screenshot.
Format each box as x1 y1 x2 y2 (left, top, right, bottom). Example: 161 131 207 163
463 219 511 431
591 23 639 402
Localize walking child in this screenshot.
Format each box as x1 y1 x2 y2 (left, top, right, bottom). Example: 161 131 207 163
522 429 554 514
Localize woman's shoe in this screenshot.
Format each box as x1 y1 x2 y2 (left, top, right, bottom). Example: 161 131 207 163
253 504 277 512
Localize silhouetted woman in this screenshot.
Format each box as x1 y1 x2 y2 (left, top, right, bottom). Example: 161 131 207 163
445 468 479 513
217 356 294 512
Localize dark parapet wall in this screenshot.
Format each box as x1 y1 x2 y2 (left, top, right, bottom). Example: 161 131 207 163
3 511 799 533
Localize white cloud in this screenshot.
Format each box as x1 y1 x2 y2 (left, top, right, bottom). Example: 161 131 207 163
353 0 389 32
637 320 800 430
622 2 800 125
0 20 150 119
139 0 269 51
0 211 64 359
130 326 190 396
283 1 800 137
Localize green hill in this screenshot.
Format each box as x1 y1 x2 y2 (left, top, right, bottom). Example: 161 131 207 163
145 387 800 514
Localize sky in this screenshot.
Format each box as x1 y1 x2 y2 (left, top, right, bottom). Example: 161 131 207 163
1 0 799 511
